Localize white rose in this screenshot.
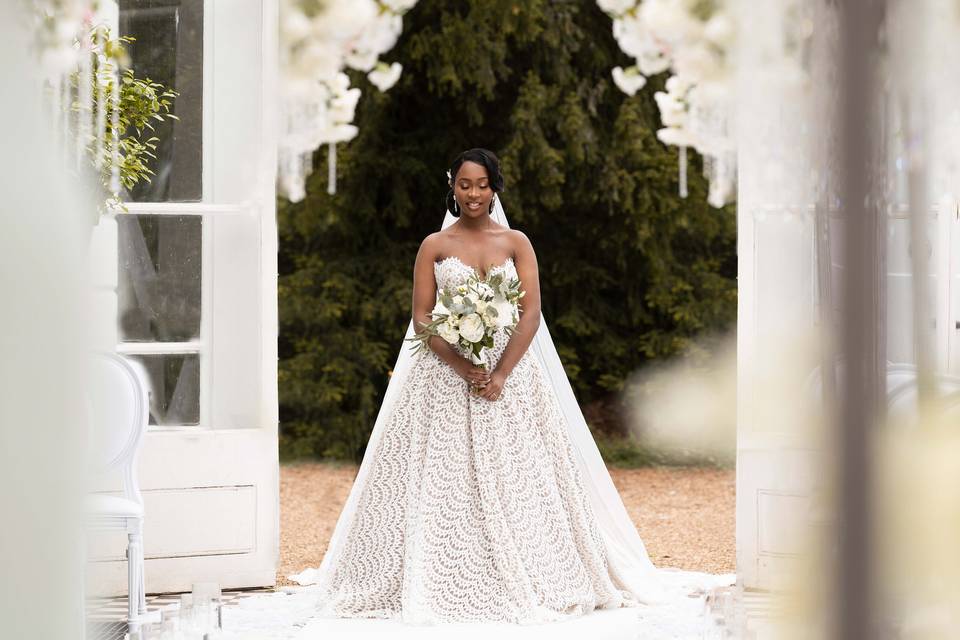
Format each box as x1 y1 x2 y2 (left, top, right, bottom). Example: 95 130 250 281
491 299 516 329
437 320 459 344
458 313 485 343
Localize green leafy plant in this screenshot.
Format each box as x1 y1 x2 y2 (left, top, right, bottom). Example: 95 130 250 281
70 26 179 213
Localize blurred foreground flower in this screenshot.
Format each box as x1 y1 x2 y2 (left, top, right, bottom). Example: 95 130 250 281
622 335 737 465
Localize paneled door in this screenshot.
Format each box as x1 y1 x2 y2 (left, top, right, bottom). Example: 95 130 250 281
87 0 280 594
948 203 960 374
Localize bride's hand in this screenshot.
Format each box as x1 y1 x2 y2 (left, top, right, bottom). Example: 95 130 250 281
456 362 491 388
479 370 505 401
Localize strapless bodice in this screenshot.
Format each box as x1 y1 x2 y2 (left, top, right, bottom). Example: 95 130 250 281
433 256 517 292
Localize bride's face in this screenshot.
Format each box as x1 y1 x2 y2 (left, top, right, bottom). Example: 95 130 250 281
453 161 494 218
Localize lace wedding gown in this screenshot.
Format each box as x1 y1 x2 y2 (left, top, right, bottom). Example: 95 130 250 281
221 200 734 639
309 255 635 624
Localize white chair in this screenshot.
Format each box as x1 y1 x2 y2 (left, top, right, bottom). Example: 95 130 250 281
84 352 150 636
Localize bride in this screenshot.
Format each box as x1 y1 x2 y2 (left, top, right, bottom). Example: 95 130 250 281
225 149 732 638
310 147 644 623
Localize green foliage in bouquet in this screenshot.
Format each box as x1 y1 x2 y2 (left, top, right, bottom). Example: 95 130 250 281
406 270 524 361
278 0 737 463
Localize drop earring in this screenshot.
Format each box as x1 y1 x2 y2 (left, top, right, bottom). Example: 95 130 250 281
453 198 460 214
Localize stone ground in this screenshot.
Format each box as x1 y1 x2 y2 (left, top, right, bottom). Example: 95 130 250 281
278 462 735 586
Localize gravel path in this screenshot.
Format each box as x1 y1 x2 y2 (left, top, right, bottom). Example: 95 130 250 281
278 462 735 586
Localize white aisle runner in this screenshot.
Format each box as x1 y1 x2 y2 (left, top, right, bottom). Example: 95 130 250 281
220 570 735 640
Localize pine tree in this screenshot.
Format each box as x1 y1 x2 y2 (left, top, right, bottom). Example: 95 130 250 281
277 0 737 461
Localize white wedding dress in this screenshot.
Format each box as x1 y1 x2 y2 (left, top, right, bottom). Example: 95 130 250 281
310 255 634 624
221 199 734 639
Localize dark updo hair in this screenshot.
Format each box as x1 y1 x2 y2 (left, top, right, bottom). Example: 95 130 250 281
444 148 505 215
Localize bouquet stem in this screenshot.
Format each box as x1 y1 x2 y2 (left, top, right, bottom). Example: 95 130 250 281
469 352 488 395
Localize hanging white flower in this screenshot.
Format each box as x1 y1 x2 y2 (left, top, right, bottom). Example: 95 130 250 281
597 0 637 15
328 86 362 124
637 46 672 76
612 15 648 60
345 48 380 73
382 0 419 12
278 0 421 201
665 74 694 97
703 13 735 47
656 127 697 147
322 123 359 144
639 0 703 43
598 0 747 207
673 42 725 83
347 12 403 71
313 0 379 46
612 14 671 77
654 90 687 127
612 66 647 96
368 62 403 92
280 7 311 42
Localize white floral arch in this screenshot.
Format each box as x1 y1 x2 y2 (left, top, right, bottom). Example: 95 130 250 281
278 0 419 201
598 0 810 208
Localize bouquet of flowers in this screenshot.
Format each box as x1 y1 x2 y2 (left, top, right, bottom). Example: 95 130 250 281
407 270 524 370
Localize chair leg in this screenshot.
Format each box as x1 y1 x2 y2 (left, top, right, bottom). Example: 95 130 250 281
138 536 147 615
127 530 143 636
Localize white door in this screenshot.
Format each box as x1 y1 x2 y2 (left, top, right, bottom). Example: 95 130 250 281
735 205 820 590
949 204 960 374
885 207 941 369
87 0 280 595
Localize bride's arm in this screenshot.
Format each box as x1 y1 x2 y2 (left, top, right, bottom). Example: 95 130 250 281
485 230 541 394
412 235 491 387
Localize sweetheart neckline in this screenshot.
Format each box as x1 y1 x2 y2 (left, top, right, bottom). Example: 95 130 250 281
433 255 514 280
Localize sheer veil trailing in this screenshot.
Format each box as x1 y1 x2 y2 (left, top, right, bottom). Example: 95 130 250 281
305 194 663 602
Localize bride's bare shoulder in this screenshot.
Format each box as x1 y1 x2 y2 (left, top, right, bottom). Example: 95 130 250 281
507 228 535 254
417 231 447 262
